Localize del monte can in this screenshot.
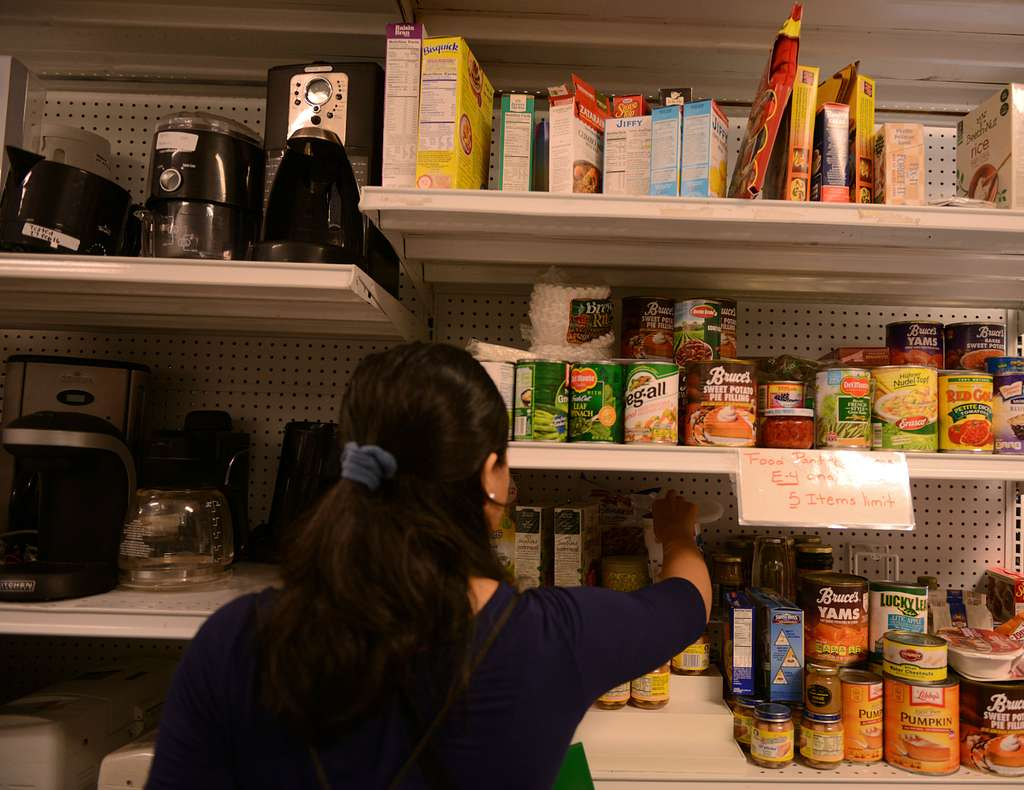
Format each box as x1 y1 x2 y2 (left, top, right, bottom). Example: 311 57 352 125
569 361 623 443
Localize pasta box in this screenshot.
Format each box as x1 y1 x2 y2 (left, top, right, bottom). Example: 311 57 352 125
495 93 535 191
749 588 804 703
680 99 729 197
811 102 849 202
957 84 1024 208
649 104 683 196
548 74 609 194
724 590 757 697
817 63 876 203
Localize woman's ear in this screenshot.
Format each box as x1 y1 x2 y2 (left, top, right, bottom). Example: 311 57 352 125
480 452 511 504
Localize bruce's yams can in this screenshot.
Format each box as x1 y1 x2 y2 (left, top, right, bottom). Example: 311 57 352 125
799 572 869 667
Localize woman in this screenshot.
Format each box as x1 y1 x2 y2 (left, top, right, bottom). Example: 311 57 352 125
148 342 711 789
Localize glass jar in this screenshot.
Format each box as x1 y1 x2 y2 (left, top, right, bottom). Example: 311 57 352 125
595 682 630 710
761 408 815 449
804 662 842 715
671 632 710 675
796 545 834 580
732 696 762 751
630 664 670 710
711 553 744 613
724 536 755 586
752 537 792 599
751 703 794 769
800 711 844 769
602 555 650 592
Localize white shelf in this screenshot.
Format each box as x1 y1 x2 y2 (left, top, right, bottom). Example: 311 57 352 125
508 443 1024 482
0 253 426 340
0 563 278 639
361 189 1024 307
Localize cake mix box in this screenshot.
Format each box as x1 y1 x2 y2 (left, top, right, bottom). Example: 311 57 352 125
749 588 804 703
603 116 652 196
415 36 494 190
817 63 876 203
680 99 729 197
957 84 1024 208
548 74 609 194
495 93 535 191
873 123 925 205
811 102 850 202
649 104 683 196
383 23 427 188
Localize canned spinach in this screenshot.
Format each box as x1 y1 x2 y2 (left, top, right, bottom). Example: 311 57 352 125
514 360 569 442
569 361 623 443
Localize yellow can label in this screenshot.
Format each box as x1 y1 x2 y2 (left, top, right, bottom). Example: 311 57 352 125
752 726 794 763
672 641 710 672
631 671 670 702
938 373 993 452
800 730 844 763
883 659 947 683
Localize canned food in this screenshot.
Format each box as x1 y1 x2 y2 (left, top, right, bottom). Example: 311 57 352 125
987 357 1024 455
883 631 948 683
479 360 515 440
841 669 883 764
815 368 871 449
751 703 795 769
674 299 724 366
959 675 1024 775
733 696 762 750
799 572 869 667
683 360 757 447
719 298 738 359
869 581 928 661
800 711 844 769
761 408 814 449
938 372 993 453
887 321 944 368
871 365 938 452
884 675 960 775
671 635 710 675
631 664 670 709
760 380 806 411
623 362 679 444
595 682 630 710
945 322 1006 371
513 360 569 442
568 362 623 443
620 297 675 360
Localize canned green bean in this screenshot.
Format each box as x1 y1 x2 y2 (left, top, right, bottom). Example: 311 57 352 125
514 360 569 442
569 362 624 443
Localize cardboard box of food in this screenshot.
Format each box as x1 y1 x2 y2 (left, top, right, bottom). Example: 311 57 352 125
548 74 609 194
749 588 804 703
957 84 1024 208
496 93 535 191
659 88 692 107
986 566 1024 623
612 94 649 118
649 104 683 196
874 123 925 205
811 102 850 202
724 590 757 697
514 504 553 590
383 23 427 188
553 503 601 587
603 116 652 196
764 64 819 200
821 346 891 367
680 99 729 197
817 63 875 203
415 36 494 190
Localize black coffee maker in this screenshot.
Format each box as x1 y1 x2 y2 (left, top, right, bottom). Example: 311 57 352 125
0 412 135 601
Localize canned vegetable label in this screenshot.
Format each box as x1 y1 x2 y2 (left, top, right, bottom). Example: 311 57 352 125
674 299 723 366
816 368 871 448
513 360 568 442
569 362 623 443
938 373 993 452
623 362 679 444
871 366 938 452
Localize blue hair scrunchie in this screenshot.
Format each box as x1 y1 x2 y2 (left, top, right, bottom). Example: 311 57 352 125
341 441 397 492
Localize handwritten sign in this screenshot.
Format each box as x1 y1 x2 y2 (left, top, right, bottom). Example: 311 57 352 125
737 449 914 530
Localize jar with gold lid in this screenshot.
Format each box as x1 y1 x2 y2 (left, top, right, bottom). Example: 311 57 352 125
630 664 670 710
800 711 844 769
751 703 794 769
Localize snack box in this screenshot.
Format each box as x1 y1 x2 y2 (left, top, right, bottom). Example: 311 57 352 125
548 74 609 194
552 503 601 587
820 346 890 366
764 64 818 200
649 104 683 196
957 84 1024 208
749 588 804 703
724 590 757 697
811 102 850 202
513 504 553 590
415 36 494 190
680 99 729 198
817 63 876 203
612 94 649 118
495 93 535 191
987 566 1024 623
383 23 427 188
873 123 925 205
659 87 692 107
603 116 652 196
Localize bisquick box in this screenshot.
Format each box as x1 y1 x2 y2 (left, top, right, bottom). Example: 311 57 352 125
680 99 729 197
749 588 804 703
603 116 652 196
724 590 757 697
383 23 427 188
649 104 683 196
957 84 1024 208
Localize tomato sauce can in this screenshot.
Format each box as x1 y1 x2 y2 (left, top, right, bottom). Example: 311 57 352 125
674 299 724 366
799 572 869 667
841 669 884 763
886 321 944 368
568 362 623 443
620 297 675 360
683 360 757 447
987 357 1024 455
945 322 1006 371
623 362 679 444
884 675 960 775
871 365 938 452
938 372 993 453
959 675 1024 775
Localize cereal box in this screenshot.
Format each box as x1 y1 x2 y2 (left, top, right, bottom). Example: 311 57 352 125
749 588 804 704
553 503 600 587
603 116 652 196
496 93 535 191
873 123 925 205
724 590 757 697
548 74 609 194
415 36 494 190
811 103 849 202
612 94 649 118
649 104 682 196
680 99 729 197
383 23 427 188
957 84 1024 208
514 504 553 590
817 63 876 203
764 64 818 200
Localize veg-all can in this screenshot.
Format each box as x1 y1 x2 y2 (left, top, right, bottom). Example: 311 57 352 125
987 357 1024 455
815 368 871 449
674 299 724 366
945 322 1006 371
883 631 948 683
869 582 929 661
841 669 884 763
683 360 757 447
871 366 938 452
479 361 515 440
799 572 869 667
959 675 1024 775
620 297 675 360
568 362 623 443
513 360 569 442
886 321 944 368
884 675 960 775
938 372 993 453
719 298 738 358
623 362 679 444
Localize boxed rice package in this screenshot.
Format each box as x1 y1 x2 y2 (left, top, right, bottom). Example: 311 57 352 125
415 37 494 189
548 74 610 193
873 123 925 205
957 84 1024 208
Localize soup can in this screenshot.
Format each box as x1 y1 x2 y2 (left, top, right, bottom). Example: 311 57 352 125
623 362 679 444
938 372 993 453
884 675 960 775
841 669 883 764
883 631 948 683
886 321 944 368
674 299 724 366
871 365 938 452
987 357 1024 455
683 360 757 447
959 675 1024 775
568 362 624 443
945 322 1006 371
799 572 869 667
479 360 515 440
513 360 569 442
620 297 675 360
815 367 871 449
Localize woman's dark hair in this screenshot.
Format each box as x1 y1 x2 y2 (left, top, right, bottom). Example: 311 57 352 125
258 342 509 737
